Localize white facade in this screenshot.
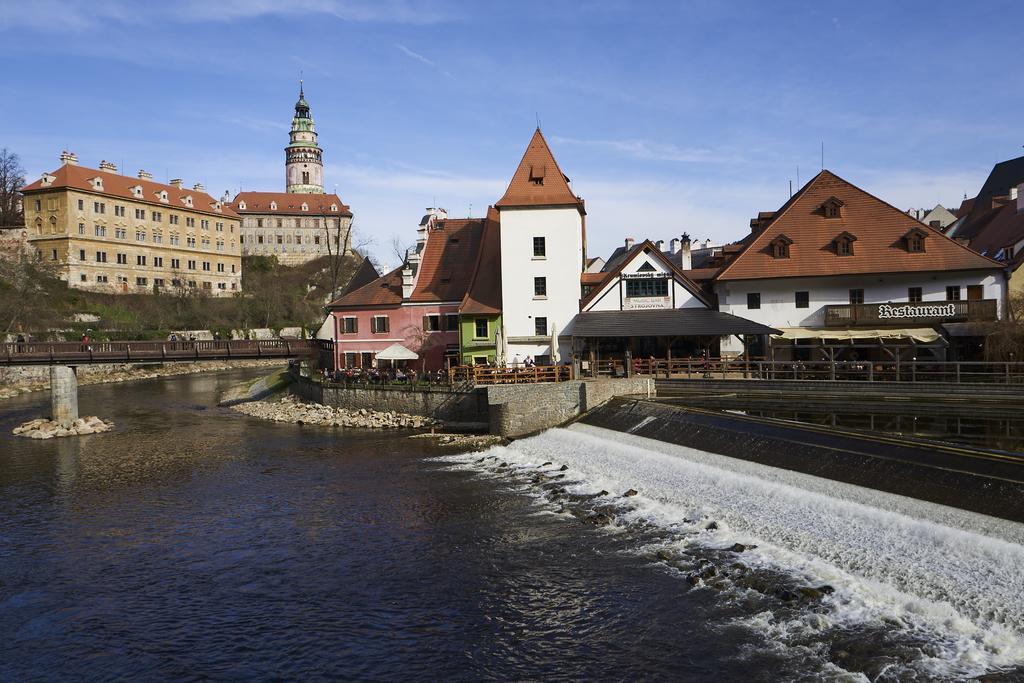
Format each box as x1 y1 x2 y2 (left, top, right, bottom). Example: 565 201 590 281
581 247 706 313
498 206 583 361
716 270 1006 354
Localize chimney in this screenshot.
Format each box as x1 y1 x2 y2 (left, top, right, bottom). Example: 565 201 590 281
625 237 635 250
170 178 184 189
221 190 232 203
1018 182 1024 214
680 232 692 270
669 238 681 254
60 150 79 166
99 160 117 173
655 240 665 252
193 182 205 192
137 169 153 180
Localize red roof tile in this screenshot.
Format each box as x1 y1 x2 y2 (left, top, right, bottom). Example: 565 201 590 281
460 207 502 315
408 217 485 303
717 170 1001 281
495 128 585 213
327 265 404 308
22 163 237 218
230 191 352 217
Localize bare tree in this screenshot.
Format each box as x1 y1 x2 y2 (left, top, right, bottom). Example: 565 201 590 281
0 148 26 229
322 214 354 303
0 248 63 335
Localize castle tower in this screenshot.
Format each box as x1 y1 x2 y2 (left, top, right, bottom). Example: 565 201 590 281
285 82 324 194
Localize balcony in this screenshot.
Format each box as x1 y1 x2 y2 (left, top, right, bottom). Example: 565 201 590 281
823 299 998 327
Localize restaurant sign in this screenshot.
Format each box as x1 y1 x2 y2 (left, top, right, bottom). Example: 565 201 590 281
623 296 672 310
877 303 957 320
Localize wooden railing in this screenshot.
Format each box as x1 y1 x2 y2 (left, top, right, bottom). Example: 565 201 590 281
450 364 573 385
1 339 329 366
823 299 998 327
615 356 1024 384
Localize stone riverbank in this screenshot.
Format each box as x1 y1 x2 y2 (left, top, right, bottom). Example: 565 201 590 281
0 359 284 401
232 395 439 429
13 416 114 439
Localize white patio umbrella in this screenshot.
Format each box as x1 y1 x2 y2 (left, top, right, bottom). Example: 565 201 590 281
375 343 419 361
498 325 508 366
550 322 560 364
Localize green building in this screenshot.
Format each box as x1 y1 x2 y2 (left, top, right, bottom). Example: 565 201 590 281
458 210 502 365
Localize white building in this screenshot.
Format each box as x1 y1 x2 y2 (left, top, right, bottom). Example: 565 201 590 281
495 129 586 364
715 170 1006 361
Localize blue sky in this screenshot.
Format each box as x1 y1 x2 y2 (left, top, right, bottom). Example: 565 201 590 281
2 0 1021 265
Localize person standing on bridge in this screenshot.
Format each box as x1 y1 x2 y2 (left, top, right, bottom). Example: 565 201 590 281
81 331 92 352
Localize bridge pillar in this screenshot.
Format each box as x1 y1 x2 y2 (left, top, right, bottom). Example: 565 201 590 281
50 365 79 426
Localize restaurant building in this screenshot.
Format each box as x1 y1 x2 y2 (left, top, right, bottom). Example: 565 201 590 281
713 170 1006 362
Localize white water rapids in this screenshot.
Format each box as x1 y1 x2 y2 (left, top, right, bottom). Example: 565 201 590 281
441 423 1024 679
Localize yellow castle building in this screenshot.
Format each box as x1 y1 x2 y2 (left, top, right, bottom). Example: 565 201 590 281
21 152 242 295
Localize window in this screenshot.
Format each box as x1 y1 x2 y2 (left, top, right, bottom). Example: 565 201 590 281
770 235 792 259
117 253 127 265
202 261 210 271
371 316 390 333
80 273 87 282
187 260 196 270
34 199 41 211
136 255 146 266
79 249 85 261
136 277 147 286
152 212 162 223
445 314 459 331
114 205 125 217
96 275 108 283
201 219 209 230
946 286 961 301
534 276 547 297
95 251 107 263
849 289 864 305
626 278 669 298
169 215 179 225
117 276 128 284
152 231 162 244
154 278 164 288
77 199 84 211
78 222 85 235
217 282 226 290
115 227 126 239
134 208 145 220
302 171 310 184
51 248 57 260
94 225 106 237
136 231 145 241
171 258 180 269
795 291 809 308
217 263 224 272
423 315 441 332
535 317 548 336
153 257 163 267
202 281 211 290
93 202 105 214
186 217 195 228
746 292 761 309
533 236 546 257
474 318 488 339
908 287 923 303
231 264 236 274
967 285 984 300
909 235 924 252
187 236 196 248
343 317 358 334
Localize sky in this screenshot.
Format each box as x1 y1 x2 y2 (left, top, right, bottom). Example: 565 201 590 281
2 0 1022 267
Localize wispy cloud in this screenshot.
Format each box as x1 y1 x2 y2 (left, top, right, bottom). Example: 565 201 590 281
552 136 748 165
0 0 457 32
395 43 454 79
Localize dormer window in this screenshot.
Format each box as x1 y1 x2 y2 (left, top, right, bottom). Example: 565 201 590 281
769 234 793 259
903 227 928 253
132 185 143 198
820 196 845 219
301 202 308 212
330 204 337 212
184 195 193 207
270 201 277 211
832 231 857 256
92 177 103 191
529 165 546 186
40 173 55 187
158 190 169 203
238 201 246 210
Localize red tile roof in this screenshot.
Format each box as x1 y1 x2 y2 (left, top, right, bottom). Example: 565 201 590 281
580 272 607 285
327 265 404 308
230 191 352 217
408 217 485 303
716 170 1001 281
961 201 1024 259
460 207 502 315
579 240 711 310
495 128 585 213
22 163 238 218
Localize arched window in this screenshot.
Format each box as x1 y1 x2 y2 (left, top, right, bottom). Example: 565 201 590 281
302 171 310 185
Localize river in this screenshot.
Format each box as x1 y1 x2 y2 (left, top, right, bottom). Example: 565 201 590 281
2 368 1023 680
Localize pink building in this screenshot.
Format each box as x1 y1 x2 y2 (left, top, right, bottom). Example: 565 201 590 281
326 211 485 371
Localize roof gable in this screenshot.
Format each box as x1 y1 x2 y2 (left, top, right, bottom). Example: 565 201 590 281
407 217 485 303
581 240 711 311
459 207 503 315
495 128 585 213
717 170 1001 281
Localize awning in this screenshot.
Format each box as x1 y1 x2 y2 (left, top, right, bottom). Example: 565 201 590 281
942 322 999 337
772 327 942 343
375 343 419 360
567 309 780 338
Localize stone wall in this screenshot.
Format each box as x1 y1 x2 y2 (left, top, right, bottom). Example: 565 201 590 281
292 379 489 428
487 378 654 437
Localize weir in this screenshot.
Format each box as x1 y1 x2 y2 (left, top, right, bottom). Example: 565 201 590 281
578 397 1024 523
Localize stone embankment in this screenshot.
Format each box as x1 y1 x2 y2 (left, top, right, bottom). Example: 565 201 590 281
13 416 114 439
0 359 283 401
233 395 438 430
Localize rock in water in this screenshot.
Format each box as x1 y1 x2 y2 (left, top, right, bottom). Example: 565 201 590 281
623 488 638 497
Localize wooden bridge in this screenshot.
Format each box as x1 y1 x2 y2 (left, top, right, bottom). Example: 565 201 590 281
1 339 332 367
